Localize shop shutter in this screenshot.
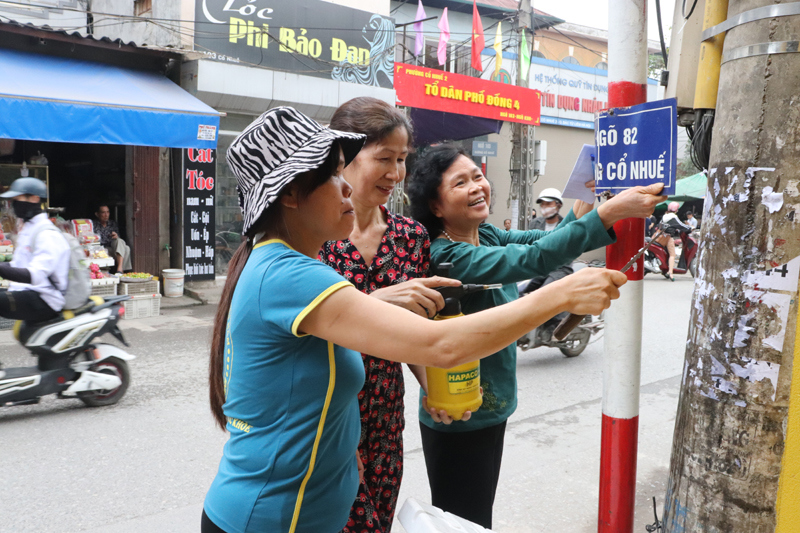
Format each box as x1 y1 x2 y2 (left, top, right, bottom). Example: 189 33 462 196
131 146 160 276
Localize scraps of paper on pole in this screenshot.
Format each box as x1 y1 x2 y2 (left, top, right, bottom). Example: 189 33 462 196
741 288 792 353
561 144 596 203
761 186 784 213
730 357 781 401
743 255 800 293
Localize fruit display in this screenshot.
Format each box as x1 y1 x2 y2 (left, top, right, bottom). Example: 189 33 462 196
89 263 108 280
121 272 152 280
87 245 108 259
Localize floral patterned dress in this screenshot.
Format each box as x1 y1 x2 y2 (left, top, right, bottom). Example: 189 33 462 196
319 205 431 533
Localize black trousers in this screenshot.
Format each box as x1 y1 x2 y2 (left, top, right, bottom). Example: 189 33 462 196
0 290 58 322
420 420 507 529
201 510 227 533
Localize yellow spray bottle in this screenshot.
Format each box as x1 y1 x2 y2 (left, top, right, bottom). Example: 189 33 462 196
425 263 502 421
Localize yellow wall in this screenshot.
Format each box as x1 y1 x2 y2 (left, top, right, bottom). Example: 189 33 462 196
533 29 609 69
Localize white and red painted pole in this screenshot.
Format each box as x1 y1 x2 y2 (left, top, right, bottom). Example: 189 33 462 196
599 1 648 532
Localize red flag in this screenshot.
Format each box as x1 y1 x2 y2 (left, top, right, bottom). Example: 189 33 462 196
471 0 485 71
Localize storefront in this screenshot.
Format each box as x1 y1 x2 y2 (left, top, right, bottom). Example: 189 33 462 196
182 0 396 274
0 21 219 307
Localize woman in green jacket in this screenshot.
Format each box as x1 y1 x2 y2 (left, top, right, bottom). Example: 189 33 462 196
407 144 666 529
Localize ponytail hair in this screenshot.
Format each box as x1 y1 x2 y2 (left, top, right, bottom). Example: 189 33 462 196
209 143 343 431
209 237 256 429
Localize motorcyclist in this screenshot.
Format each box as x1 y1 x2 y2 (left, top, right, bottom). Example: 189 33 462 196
0 178 70 322
654 201 692 281
530 188 564 231
521 188 574 332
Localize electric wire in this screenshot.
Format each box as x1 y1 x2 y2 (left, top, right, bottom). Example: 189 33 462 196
0 0 513 37
689 110 714 171
550 26 607 60
2 1 617 84
390 0 410 15
655 0 669 66
682 0 699 20
1 1 614 64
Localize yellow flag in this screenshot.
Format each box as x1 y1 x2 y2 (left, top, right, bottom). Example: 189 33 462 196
493 22 503 79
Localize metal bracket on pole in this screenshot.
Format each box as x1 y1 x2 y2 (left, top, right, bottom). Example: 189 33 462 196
722 40 800 64
701 2 800 41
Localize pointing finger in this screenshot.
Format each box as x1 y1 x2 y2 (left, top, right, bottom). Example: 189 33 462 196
421 276 461 288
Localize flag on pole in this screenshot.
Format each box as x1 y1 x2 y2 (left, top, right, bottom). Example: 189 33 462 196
471 0 485 71
493 22 503 79
520 29 531 82
413 1 427 58
437 7 450 66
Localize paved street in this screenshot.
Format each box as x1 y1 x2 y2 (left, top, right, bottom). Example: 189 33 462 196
0 274 694 533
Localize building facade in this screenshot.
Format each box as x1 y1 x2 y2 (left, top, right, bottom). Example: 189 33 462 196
392 1 660 229
0 0 396 278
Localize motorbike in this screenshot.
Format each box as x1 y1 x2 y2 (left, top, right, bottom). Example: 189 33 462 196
0 295 135 408
516 262 606 358
644 226 699 278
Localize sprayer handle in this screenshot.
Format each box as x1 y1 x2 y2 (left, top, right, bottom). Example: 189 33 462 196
553 313 585 341
436 262 454 278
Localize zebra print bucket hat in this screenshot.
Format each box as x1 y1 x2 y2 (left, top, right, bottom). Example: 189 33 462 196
227 106 366 235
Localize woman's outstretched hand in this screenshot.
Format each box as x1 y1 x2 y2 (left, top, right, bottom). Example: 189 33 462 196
597 183 667 229
546 267 628 316
370 276 461 318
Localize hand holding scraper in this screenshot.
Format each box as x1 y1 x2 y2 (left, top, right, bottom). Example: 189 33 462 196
552 228 665 341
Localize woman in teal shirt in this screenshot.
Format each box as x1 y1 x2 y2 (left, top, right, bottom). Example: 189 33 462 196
407 144 666 528
203 109 630 533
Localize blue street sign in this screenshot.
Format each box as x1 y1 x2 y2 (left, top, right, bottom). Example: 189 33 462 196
594 98 677 196
472 141 498 157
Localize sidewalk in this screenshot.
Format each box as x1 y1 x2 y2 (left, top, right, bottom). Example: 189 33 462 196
80 374 680 533
181 276 225 306
393 374 680 533
156 277 225 310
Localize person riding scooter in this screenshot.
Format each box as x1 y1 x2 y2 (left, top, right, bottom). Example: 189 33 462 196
521 188 574 333
530 188 564 231
0 177 70 322
654 201 692 281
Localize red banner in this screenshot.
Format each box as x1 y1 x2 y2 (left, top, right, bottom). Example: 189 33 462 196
394 63 541 126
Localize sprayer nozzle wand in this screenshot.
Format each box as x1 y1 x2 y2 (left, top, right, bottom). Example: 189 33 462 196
461 283 503 294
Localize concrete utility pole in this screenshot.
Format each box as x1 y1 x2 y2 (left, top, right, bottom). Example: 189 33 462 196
511 0 534 230
664 1 800 531
598 1 648 532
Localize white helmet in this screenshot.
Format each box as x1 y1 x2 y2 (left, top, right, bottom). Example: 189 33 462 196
536 188 563 204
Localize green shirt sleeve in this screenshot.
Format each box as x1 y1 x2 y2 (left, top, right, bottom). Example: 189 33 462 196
431 209 615 285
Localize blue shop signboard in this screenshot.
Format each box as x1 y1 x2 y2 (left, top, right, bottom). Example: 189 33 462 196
594 98 677 195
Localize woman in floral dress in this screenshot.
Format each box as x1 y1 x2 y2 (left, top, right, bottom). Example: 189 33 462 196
320 97 458 533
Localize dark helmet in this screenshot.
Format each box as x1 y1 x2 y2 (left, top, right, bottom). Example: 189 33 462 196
0 177 47 199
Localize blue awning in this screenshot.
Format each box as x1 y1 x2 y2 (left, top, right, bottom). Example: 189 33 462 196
0 49 220 149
